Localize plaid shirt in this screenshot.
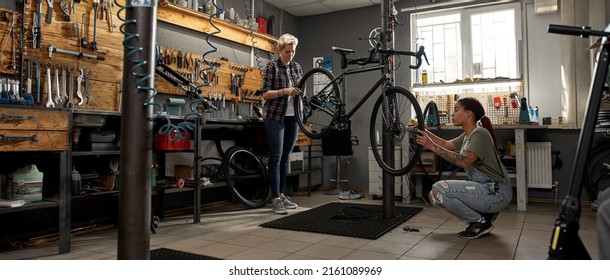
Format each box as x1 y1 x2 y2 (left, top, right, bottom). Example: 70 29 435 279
262 59 303 121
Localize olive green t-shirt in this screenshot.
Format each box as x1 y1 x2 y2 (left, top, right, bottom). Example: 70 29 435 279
451 127 504 182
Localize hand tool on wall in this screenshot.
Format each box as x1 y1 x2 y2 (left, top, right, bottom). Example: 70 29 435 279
81 13 88 48
34 60 41 103
45 0 53 24
76 69 83 105
84 70 92 104
53 64 63 105
48 44 105 60
60 0 70 21
61 65 68 102
34 0 42 48
45 62 54 107
72 0 79 37
91 0 99 51
177 51 183 69
26 59 33 96
68 67 76 106
66 68 75 108
105 0 115 32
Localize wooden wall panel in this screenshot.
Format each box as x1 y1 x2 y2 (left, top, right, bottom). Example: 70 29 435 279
16 1 124 111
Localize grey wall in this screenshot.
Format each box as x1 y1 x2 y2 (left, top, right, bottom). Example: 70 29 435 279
297 5 391 194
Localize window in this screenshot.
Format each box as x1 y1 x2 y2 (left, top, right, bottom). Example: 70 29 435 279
411 3 521 83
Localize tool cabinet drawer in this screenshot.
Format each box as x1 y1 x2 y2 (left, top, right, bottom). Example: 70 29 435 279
0 108 68 131
0 130 69 151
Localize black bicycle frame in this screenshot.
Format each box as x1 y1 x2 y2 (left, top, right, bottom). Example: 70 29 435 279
547 24 610 260
330 63 390 120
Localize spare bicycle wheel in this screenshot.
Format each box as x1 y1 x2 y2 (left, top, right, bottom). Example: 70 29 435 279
222 146 271 208
295 67 341 139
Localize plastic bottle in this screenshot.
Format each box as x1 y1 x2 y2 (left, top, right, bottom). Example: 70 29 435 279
534 106 539 123
206 0 215 15
228 7 235 22
422 70 428 84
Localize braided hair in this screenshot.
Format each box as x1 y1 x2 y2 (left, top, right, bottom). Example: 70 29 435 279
457 97 498 149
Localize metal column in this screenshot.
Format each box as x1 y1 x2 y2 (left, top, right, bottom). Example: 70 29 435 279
117 0 158 260
381 0 395 219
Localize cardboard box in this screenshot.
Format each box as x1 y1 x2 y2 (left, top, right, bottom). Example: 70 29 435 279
174 165 194 179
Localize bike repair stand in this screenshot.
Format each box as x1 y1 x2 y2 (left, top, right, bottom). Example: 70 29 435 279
381 0 396 219
325 156 348 195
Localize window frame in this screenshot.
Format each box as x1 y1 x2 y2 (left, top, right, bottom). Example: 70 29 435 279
410 2 522 83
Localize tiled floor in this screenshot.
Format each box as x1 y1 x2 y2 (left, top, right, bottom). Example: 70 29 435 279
0 191 601 260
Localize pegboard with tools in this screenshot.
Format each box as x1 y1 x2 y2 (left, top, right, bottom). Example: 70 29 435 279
413 79 523 125
11 0 125 111
154 49 264 103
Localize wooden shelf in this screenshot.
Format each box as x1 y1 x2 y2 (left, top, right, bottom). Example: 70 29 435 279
158 1 278 53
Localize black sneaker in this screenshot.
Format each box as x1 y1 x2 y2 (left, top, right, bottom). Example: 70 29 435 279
458 220 494 239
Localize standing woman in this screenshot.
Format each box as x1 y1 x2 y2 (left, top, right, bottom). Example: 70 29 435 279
415 97 512 238
262 33 303 214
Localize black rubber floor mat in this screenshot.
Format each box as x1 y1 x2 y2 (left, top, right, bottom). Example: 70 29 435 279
259 202 422 240
150 248 221 260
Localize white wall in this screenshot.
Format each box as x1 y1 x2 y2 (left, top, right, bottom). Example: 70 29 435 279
525 3 562 120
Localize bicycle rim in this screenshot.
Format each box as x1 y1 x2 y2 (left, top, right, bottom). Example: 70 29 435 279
584 143 610 202
369 87 424 176
222 146 271 208
295 68 340 139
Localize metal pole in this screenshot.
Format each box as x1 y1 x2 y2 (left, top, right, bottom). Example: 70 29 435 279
381 0 395 219
118 0 158 260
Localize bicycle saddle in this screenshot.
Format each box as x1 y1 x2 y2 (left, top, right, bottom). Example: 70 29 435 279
331 46 356 55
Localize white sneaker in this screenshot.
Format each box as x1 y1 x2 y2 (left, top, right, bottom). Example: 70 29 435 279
280 194 298 209
272 199 287 214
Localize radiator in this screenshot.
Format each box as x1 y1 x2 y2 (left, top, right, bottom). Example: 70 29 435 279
526 142 553 189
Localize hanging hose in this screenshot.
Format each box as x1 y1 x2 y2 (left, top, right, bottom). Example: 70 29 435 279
115 0 196 141
199 1 223 86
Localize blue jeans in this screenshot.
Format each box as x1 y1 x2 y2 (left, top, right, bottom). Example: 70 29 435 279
265 117 298 198
431 164 513 223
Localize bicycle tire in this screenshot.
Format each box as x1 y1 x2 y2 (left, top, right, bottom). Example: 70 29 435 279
222 146 271 208
369 86 425 176
583 141 610 202
295 67 341 139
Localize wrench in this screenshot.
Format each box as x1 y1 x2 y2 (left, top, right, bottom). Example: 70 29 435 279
84 70 92 104
68 67 76 107
45 62 54 108
76 69 83 105
45 0 53 24
54 64 63 106
34 60 41 104
61 65 68 101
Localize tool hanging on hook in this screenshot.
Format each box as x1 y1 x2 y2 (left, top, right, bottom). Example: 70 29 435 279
91 0 99 51
45 0 53 24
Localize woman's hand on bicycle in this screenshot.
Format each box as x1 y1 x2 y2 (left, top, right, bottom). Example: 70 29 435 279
284 87 303 96
415 128 433 149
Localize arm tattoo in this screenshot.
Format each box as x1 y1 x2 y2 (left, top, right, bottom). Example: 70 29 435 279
433 145 471 168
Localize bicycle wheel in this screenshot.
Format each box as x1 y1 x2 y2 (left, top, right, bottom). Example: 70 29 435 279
369 86 425 176
222 146 271 208
584 142 610 203
295 67 341 139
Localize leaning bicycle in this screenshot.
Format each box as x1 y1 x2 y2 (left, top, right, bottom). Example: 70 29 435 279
295 43 427 176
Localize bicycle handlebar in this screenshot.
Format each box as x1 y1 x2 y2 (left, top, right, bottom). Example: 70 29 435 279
548 24 610 38
379 46 429 69
349 44 429 69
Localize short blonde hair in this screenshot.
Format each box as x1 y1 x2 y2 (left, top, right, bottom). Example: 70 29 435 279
278 33 298 49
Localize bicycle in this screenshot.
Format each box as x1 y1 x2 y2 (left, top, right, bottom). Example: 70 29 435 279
584 141 610 211
295 43 428 176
